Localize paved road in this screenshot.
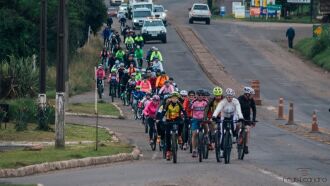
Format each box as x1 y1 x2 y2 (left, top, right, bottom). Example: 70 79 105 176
1 1 330 186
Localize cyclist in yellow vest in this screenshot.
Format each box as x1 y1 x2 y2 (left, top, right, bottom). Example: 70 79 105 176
150 48 163 62
161 92 187 160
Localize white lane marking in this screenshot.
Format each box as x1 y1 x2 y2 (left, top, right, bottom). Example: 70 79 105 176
152 152 158 160
257 168 304 186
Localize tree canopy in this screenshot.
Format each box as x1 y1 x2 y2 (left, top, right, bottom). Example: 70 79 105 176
0 0 107 64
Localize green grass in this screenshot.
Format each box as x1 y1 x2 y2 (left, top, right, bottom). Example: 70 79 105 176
0 184 37 186
68 102 120 116
0 123 110 142
295 38 330 71
0 143 132 169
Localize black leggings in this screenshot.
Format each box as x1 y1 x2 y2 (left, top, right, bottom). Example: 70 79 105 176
147 117 156 140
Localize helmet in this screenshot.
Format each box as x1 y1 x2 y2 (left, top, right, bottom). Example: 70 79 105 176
170 92 180 98
180 90 188 96
196 89 204 96
137 45 140 49
120 63 124 67
203 90 211 97
151 46 156 50
152 95 160 101
188 90 195 96
98 64 103 68
136 85 141 89
243 87 254 94
115 60 120 64
225 88 235 97
213 86 223 96
111 68 117 73
155 47 159 51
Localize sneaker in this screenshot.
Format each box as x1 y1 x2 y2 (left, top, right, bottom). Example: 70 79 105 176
166 151 171 161
149 139 154 145
178 136 183 144
244 146 249 154
192 150 197 158
183 143 187 150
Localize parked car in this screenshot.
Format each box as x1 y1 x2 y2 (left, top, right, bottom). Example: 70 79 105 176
188 3 211 25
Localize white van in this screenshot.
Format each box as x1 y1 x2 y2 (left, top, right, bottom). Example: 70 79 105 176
132 8 153 29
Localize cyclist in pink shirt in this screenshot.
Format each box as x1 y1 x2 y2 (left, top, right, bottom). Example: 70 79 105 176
191 90 209 158
143 95 161 144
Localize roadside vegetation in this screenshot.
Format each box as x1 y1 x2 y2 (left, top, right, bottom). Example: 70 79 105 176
295 31 330 71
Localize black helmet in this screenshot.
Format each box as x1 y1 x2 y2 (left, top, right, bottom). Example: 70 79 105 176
196 89 204 96
188 90 195 96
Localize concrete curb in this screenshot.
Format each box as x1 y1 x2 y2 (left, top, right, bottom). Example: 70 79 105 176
65 112 121 119
0 141 94 147
0 148 141 178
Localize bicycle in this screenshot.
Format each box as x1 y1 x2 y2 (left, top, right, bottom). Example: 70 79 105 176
197 121 209 162
96 78 104 99
148 118 158 151
222 118 240 164
109 80 117 102
163 121 179 163
214 119 222 163
237 120 257 160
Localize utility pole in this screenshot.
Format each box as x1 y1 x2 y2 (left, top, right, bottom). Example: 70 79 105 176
55 0 68 148
38 0 47 114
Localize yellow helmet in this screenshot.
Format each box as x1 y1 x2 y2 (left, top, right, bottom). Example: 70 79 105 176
213 86 223 96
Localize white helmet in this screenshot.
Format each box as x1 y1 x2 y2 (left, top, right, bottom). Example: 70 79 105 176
115 60 120 64
225 88 235 97
243 87 254 94
180 90 188 96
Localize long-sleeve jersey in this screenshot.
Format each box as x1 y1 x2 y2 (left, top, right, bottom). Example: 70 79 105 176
238 95 256 121
212 98 244 119
132 90 145 100
143 101 159 119
159 85 174 95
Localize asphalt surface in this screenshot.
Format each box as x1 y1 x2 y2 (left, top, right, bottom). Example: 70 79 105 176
1 0 330 186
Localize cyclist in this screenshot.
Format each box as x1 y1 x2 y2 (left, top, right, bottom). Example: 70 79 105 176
103 26 111 46
150 47 163 62
117 63 126 97
110 34 119 52
107 68 119 97
140 75 152 93
152 57 164 72
125 54 136 68
158 80 174 98
135 68 142 81
190 90 209 158
134 34 144 48
182 90 195 150
134 45 144 68
132 86 146 113
148 72 157 94
161 92 187 160
237 87 257 154
96 65 106 96
156 71 169 93
204 86 223 150
100 48 110 67
212 88 244 144
143 95 161 144
107 16 113 28
126 73 137 104
168 77 178 92
119 69 130 99
125 33 135 50
127 63 136 76
119 13 127 27
146 46 155 67
115 47 125 62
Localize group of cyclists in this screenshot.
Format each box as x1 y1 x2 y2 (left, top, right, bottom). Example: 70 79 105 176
96 21 257 163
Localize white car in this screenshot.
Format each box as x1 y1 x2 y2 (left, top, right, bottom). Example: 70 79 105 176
141 18 167 43
110 0 124 6
119 3 128 13
153 5 167 25
132 8 153 29
188 3 211 25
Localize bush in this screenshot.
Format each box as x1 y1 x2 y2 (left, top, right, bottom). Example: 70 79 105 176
311 29 330 57
0 56 38 99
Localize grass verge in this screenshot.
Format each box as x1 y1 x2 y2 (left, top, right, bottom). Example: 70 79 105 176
68 102 120 116
0 143 132 169
0 184 37 186
295 38 330 71
0 123 110 142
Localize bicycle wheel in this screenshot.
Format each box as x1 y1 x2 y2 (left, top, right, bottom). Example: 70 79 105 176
145 121 148 134
151 130 157 151
189 127 193 153
172 133 178 164
204 135 209 159
223 131 232 164
198 132 204 162
215 131 221 162
237 130 247 160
